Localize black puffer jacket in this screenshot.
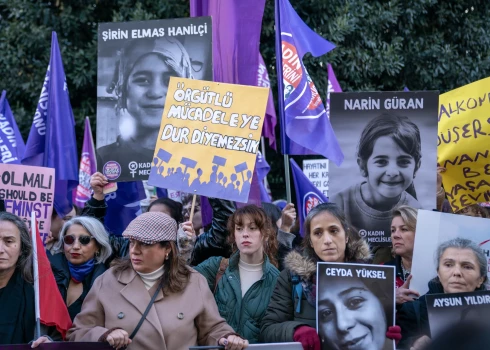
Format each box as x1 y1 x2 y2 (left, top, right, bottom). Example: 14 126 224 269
397 278 487 349
48 252 107 321
81 195 235 265
260 238 371 343
190 198 235 266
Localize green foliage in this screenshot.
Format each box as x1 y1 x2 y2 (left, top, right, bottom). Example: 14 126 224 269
1 0 489 199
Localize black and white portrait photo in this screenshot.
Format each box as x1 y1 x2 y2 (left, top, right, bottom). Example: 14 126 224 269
96 17 212 181
426 291 490 338
329 91 439 246
316 263 396 350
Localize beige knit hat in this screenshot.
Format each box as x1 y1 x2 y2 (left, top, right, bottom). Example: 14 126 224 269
123 212 177 244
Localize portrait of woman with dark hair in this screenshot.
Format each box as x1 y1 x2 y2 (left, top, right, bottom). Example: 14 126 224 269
317 264 395 350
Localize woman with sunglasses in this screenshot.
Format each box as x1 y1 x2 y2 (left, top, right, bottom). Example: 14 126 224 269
48 217 112 320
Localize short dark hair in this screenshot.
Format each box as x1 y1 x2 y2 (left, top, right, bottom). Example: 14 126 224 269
148 198 184 223
357 113 422 175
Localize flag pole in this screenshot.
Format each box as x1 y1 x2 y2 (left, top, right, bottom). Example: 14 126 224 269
30 213 41 340
274 0 292 203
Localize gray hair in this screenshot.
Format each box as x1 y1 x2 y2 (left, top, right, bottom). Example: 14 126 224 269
435 238 488 284
54 217 112 264
0 212 33 283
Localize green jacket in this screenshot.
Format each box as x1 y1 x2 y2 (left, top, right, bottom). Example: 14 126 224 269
194 251 280 343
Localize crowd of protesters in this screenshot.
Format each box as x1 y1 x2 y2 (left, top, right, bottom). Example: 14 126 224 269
1 164 489 350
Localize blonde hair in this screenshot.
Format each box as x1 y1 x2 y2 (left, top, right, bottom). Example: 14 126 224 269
391 205 418 232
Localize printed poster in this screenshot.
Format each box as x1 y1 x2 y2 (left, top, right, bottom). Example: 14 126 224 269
316 262 396 350
0 164 55 244
96 17 213 181
329 91 439 246
303 159 329 197
426 291 490 337
148 77 268 203
411 210 490 295
438 77 490 212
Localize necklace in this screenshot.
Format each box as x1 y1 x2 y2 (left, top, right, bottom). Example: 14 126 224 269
401 260 411 281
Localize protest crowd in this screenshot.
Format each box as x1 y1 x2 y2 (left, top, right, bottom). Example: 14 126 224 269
1 1 490 350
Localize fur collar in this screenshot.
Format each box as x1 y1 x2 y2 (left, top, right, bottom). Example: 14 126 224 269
284 238 371 280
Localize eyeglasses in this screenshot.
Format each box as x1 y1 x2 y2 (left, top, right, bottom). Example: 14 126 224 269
63 234 94 246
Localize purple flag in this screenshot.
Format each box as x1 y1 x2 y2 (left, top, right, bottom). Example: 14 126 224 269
200 196 213 227
258 55 277 151
190 0 266 86
256 151 272 203
326 63 342 118
276 0 344 166
404 87 410 92
290 158 328 235
0 91 25 164
22 32 79 217
73 117 96 208
105 181 146 236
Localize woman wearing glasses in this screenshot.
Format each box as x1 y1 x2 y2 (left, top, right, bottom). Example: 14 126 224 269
48 217 112 320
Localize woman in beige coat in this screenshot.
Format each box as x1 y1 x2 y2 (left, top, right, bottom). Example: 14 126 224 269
67 212 248 350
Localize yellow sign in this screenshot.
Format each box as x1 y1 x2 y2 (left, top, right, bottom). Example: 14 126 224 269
148 77 269 202
438 77 490 211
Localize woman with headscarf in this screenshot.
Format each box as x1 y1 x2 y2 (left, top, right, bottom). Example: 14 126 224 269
97 37 193 180
397 238 488 350
48 216 113 320
67 212 248 350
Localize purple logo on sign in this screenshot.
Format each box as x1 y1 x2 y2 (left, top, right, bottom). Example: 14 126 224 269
303 191 324 218
103 161 121 181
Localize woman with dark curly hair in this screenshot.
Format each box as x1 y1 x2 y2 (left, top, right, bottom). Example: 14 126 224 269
195 205 280 343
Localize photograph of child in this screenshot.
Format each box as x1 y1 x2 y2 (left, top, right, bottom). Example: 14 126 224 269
329 91 438 246
96 17 212 182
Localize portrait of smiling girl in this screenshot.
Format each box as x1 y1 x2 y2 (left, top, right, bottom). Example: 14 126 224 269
331 113 423 240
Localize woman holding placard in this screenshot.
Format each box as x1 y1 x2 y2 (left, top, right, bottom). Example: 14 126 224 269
260 203 401 350
386 205 420 305
397 238 488 350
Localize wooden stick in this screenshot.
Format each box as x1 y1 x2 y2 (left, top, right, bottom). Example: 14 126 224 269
189 193 197 223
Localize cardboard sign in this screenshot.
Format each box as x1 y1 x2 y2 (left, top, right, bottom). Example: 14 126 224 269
0 164 55 244
438 77 490 211
329 91 439 246
148 77 268 203
411 210 490 295
96 17 213 181
427 291 490 337
316 262 396 350
302 159 329 197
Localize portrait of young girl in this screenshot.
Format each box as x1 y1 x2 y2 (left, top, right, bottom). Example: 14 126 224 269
331 113 423 238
